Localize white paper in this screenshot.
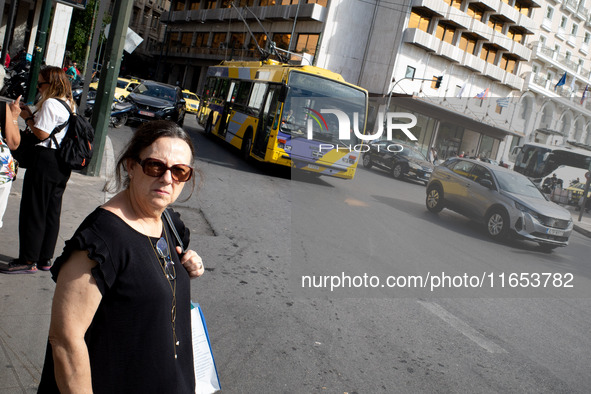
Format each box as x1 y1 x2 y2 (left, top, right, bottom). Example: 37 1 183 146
191 303 221 394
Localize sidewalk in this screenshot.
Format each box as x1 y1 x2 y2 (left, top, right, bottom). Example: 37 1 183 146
565 204 591 238
0 137 114 392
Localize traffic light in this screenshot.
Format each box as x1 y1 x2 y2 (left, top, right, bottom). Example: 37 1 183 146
435 76 443 89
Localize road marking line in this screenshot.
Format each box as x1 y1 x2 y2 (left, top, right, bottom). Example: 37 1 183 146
418 300 507 354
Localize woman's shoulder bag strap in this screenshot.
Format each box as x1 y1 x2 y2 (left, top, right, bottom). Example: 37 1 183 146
163 208 187 254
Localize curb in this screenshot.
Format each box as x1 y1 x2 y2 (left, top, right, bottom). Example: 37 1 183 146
573 224 591 239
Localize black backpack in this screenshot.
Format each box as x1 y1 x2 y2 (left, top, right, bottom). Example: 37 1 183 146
50 99 95 170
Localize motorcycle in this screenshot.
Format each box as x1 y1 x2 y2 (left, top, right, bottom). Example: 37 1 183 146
0 61 30 99
85 96 135 128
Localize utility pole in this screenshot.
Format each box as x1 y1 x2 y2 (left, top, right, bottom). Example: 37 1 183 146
85 0 134 177
26 0 53 104
79 0 109 114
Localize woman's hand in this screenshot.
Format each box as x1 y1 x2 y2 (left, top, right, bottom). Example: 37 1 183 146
177 247 205 278
9 96 21 119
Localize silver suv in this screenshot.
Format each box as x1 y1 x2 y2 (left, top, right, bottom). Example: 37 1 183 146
426 158 573 250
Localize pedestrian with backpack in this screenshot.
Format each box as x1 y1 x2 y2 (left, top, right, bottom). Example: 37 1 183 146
0 66 75 274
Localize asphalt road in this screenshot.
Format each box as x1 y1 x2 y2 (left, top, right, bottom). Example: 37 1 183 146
167 116 591 393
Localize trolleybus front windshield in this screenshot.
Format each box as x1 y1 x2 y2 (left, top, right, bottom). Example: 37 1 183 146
281 71 367 146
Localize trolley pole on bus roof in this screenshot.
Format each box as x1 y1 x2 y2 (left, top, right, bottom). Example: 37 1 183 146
84 0 133 177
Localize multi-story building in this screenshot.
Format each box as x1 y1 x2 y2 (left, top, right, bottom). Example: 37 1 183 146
125 0 172 77
514 0 591 156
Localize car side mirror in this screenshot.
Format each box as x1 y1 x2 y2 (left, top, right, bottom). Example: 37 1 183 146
479 179 494 189
180 99 186 104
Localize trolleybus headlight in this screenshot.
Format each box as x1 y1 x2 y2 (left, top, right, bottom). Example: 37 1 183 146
277 138 286 149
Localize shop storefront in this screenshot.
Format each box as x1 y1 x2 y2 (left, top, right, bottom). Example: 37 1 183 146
381 96 513 162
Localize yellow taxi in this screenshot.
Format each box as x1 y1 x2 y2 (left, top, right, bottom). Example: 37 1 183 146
565 181 591 205
89 77 142 101
182 90 200 114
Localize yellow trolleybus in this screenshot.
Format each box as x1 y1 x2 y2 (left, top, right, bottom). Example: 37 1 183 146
198 60 368 179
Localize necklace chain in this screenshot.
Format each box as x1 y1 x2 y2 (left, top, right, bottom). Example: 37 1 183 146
148 221 178 359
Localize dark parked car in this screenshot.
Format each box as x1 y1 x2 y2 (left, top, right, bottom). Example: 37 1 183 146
426 158 573 250
362 141 434 184
126 81 186 126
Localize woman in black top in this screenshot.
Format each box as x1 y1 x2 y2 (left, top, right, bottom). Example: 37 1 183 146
38 120 205 393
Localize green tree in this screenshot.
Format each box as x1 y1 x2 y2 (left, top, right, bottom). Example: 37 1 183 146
66 0 111 71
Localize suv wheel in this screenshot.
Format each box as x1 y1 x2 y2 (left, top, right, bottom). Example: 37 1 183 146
392 163 404 179
426 185 444 213
486 209 509 240
362 153 373 169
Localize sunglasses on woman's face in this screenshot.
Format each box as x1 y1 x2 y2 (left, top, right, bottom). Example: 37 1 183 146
136 157 193 182
37 81 49 89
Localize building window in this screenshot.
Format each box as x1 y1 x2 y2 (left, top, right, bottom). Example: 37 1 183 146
459 33 477 54
212 32 227 49
251 33 268 50
514 1 530 16
467 4 484 21
488 17 503 33
180 32 192 48
585 32 591 44
295 33 319 56
189 0 201 10
408 10 431 32
273 33 291 50
169 32 180 47
236 0 255 5
500 54 517 74
194 33 209 48
540 35 546 45
507 28 523 44
281 0 299 4
571 24 578 37
445 0 461 9
545 6 553 20
221 0 233 7
436 23 456 44
405 66 416 79
230 32 246 49
560 16 567 29
260 0 276 5
205 0 216 9
308 0 328 5
480 44 497 64
565 50 571 60
175 1 186 11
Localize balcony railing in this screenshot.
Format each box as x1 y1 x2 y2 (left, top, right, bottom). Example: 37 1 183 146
533 73 550 90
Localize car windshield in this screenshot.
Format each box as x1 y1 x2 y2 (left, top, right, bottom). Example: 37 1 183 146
135 83 176 100
183 92 198 100
494 170 546 199
116 80 129 89
400 146 427 161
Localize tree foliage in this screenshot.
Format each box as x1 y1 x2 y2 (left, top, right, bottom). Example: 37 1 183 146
66 0 111 69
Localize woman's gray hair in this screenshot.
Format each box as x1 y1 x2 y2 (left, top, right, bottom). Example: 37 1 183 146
0 66 5 90
104 120 203 201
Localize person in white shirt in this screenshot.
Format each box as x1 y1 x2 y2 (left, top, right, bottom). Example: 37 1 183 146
1 66 75 274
